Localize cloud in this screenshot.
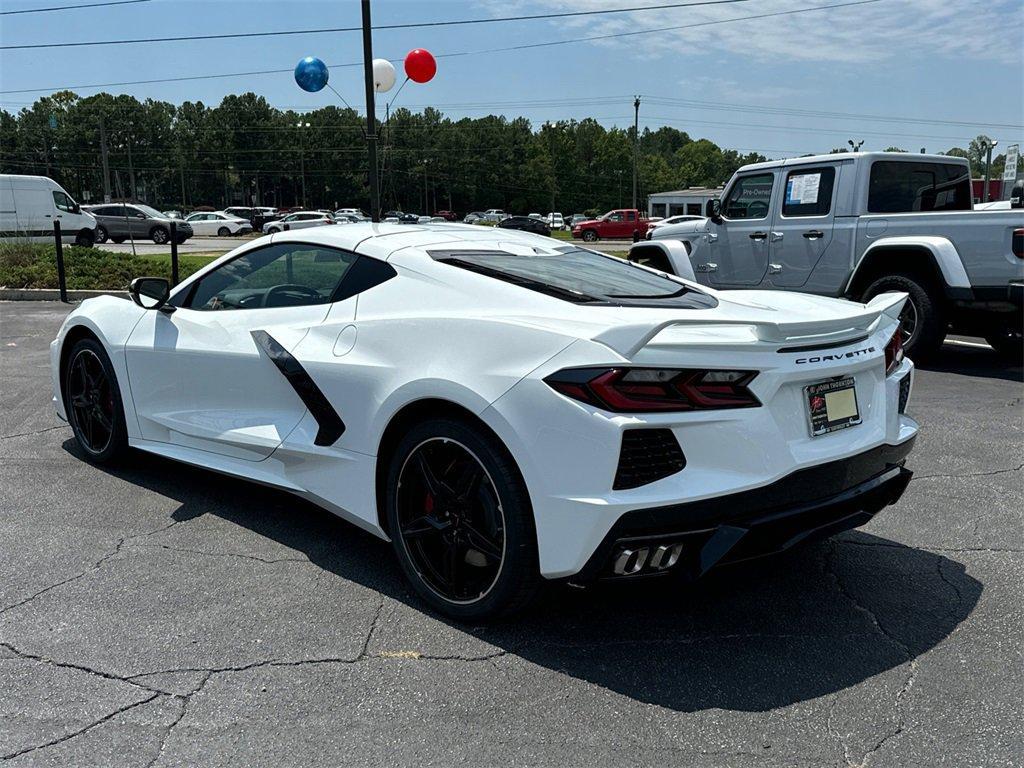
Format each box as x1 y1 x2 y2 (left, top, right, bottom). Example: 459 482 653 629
489 0 1023 67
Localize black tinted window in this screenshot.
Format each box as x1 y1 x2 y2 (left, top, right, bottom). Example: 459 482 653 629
429 247 716 309
868 161 971 213
187 243 356 310
782 167 836 217
723 173 774 219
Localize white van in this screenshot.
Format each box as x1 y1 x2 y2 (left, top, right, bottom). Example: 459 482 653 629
0 175 98 247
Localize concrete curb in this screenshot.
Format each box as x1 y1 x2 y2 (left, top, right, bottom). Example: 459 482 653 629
0 288 129 302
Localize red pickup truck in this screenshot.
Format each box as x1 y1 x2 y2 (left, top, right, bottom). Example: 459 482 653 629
571 209 650 241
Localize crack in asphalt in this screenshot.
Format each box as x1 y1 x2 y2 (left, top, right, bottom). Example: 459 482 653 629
128 542 311 566
0 425 68 441
0 521 184 619
142 673 211 768
0 692 162 761
825 542 918 767
911 463 1024 481
836 540 1022 554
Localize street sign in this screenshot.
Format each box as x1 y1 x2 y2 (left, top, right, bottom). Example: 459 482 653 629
1003 144 1019 183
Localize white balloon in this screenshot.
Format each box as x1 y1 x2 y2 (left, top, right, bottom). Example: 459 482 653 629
372 58 396 93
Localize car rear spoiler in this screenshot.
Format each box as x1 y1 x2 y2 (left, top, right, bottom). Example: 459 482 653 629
593 293 907 358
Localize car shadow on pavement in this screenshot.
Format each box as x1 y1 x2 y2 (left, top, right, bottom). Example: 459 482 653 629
919 343 1023 382
72 442 981 714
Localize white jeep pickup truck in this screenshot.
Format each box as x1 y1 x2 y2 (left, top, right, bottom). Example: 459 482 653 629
638 152 1023 359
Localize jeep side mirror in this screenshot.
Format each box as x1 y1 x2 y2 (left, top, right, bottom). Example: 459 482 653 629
705 199 722 221
129 277 171 310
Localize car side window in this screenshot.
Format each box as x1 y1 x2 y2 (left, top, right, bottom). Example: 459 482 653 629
723 173 774 220
608 212 624 222
52 191 76 213
781 167 836 217
186 243 358 311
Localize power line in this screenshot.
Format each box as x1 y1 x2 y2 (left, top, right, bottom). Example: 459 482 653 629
0 0 150 15
0 0 759 50
0 1 887 92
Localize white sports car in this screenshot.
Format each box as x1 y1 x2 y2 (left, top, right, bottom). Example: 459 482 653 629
50 223 918 619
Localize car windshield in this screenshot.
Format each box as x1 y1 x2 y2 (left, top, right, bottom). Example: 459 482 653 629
134 204 164 218
429 247 716 308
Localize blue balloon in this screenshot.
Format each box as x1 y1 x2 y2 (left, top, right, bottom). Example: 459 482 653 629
294 56 329 92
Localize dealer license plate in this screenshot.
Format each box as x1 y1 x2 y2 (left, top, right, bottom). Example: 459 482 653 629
805 378 861 437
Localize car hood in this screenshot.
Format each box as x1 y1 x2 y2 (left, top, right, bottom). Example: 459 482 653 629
650 219 708 238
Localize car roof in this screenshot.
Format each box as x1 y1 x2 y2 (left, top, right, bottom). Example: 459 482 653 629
267 221 565 261
735 150 971 174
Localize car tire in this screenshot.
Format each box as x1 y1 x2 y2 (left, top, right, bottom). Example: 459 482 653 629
984 327 1023 363
74 230 95 248
385 416 540 621
150 226 169 244
582 230 599 242
94 225 108 244
64 337 128 465
862 273 946 361
111 236 125 244
217 226 230 237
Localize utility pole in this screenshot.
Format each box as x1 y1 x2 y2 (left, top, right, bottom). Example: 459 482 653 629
361 0 381 222
99 117 112 203
126 140 136 200
632 96 640 210
848 139 864 152
297 121 310 207
983 139 998 203
179 164 186 208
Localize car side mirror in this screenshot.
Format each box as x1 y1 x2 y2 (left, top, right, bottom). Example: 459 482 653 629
136 213 146 219
129 277 171 311
705 199 722 221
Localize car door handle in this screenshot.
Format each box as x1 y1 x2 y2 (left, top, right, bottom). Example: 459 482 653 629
770 231 783 242
706 233 718 243
705 262 718 272
802 230 824 239
768 263 783 274
749 231 767 241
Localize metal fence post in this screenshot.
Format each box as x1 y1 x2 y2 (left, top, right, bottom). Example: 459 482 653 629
53 220 68 303
169 221 179 285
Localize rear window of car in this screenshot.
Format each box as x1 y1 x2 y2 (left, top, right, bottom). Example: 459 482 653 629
868 161 971 213
428 247 717 309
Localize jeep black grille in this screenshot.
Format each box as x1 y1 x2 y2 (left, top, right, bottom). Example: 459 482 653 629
613 429 686 490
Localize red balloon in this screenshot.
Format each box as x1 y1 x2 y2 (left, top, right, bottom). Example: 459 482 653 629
404 48 437 84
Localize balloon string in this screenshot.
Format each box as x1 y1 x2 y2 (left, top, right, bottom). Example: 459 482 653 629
326 82 354 111
386 76 410 114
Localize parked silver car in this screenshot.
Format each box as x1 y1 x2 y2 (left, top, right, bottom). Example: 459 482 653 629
83 204 192 244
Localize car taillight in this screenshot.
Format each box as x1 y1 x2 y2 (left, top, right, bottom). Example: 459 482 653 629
1013 228 1023 259
544 367 760 412
885 328 904 376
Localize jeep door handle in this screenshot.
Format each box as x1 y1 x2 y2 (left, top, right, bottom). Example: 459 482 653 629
768 263 783 274
705 262 718 272
749 231 767 241
770 231 783 242
802 230 824 239
706 233 718 242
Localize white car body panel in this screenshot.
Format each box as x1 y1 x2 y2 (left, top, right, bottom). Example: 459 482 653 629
51 223 918 579
185 212 251 236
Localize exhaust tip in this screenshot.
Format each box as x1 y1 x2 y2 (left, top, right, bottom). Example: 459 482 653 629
612 547 649 575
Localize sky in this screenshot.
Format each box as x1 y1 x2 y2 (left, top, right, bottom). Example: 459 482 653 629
0 0 1022 158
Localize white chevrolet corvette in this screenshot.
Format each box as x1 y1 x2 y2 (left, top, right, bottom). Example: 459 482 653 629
51 223 918 618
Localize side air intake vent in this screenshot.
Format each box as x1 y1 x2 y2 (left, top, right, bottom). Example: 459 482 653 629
613 429 686 490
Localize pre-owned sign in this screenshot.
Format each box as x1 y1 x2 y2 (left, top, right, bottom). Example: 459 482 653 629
1003 143 1019 183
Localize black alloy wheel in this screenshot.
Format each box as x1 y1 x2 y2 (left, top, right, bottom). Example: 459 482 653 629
95 225 108 243
65 338 127 463
387 418 539 619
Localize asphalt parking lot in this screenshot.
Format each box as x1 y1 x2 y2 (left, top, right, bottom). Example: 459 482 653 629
1 302 1021 767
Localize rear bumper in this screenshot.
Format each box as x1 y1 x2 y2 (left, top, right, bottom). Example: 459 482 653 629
573 437 915 582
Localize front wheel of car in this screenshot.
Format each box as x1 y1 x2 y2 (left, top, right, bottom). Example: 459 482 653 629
150 226 169 244
65 337 128 464
386 417 540 620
